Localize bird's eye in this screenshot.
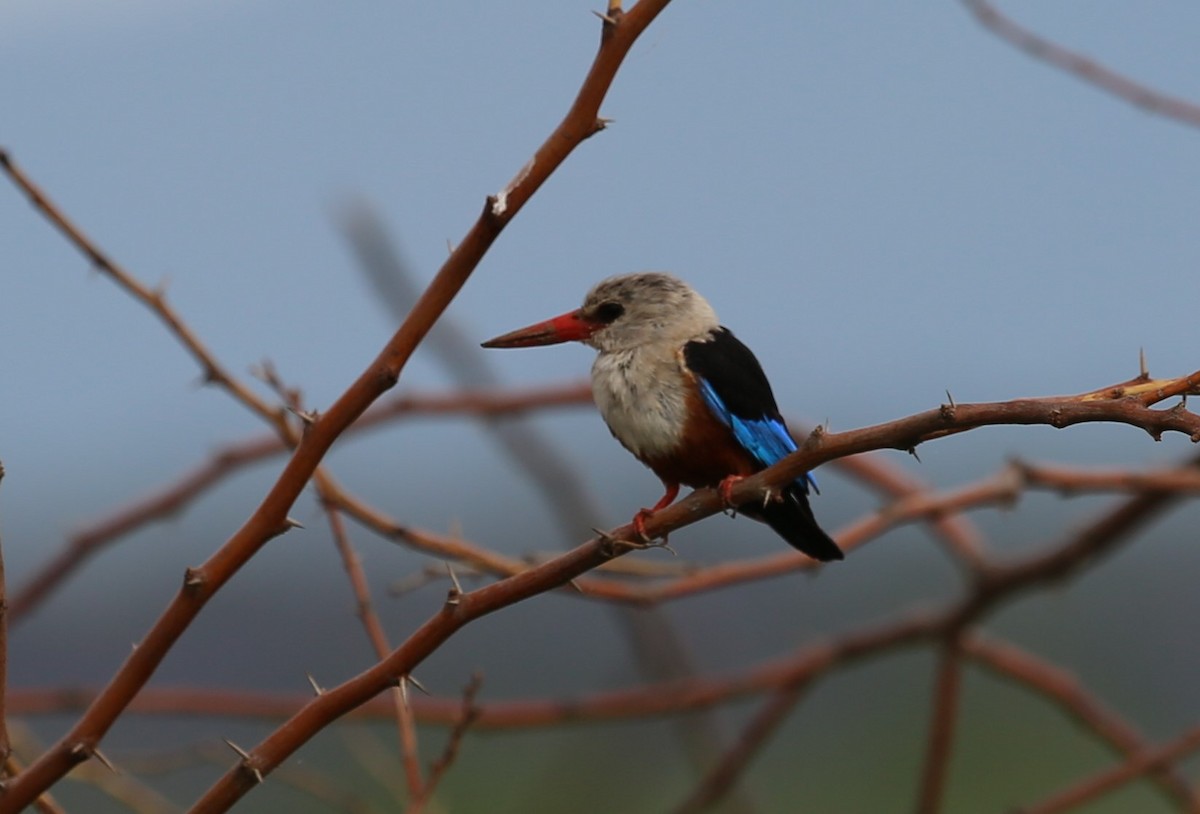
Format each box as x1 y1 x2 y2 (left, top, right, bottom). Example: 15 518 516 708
594 301 624 323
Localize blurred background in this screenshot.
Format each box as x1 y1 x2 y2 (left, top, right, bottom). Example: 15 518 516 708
2 2 1199 811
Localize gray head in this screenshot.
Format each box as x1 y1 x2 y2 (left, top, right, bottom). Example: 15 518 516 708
480 271 720 353
575 272 719 353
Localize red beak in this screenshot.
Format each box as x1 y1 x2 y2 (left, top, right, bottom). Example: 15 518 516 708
481 309 600 348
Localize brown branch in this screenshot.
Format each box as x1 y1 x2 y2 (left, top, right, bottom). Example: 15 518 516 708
914 634 966 814
0 461 8 770
409 672 483 813
8 381 590 624
828 450 988 569
322 501 424 799
0 153 286 432
0 1 676 807
964 636 1198 810
1014 459 1200 495
674 678 812 814
1018 725 1200 814
182 406 1198 811
962 0 1200 129
1 756 62 814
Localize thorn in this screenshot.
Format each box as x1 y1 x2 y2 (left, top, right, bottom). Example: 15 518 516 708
92 748 117 773
446 562 463 594
446 238 455 255
592 9 617 24
288 406 317 425
306 673 324 696
945 389 956 408
223 739 252 761
908 447 922 463
567 579 585 594
399 676 410 706
445 562 463 606
406 674 431 696
183 567 205 588
1139 347 1149 379
69 742 89 758
284 516 305 530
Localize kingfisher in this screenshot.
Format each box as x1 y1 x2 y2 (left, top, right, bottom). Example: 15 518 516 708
481 272 843 562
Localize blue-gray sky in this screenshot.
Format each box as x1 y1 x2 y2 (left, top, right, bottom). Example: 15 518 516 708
2 3 1199 811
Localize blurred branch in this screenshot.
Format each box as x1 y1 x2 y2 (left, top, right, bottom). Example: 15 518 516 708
962 0 1200 129
185 377 1200 811
0 0 679 803
0 461 8 771
965 636 1198 810
673 677 812 814
323 501 424 800
1018 725 1200 814
338 201 608 542
409 672 483 813
915 634 966 814
827 450 988 569
8 381 590 624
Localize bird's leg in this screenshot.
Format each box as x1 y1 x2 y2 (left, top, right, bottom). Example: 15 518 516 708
719 475 781 514
632 481 679 542
717 475 745 516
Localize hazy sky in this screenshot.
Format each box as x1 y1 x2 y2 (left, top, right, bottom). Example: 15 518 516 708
2 4 1199 809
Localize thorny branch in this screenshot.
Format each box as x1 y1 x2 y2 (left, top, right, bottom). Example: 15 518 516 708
0 1 677 810
2 3 1199 812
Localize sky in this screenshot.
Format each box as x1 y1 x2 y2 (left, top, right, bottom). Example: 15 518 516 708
2 2 1199 810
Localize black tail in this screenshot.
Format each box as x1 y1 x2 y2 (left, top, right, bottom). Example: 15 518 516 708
741 484 843 562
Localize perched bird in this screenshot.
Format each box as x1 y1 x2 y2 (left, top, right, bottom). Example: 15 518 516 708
481 272 843 562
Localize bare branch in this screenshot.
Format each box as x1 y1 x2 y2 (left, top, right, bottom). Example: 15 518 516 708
962 0 1200 129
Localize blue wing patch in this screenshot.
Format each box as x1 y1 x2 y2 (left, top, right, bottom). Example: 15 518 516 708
697 378 819 494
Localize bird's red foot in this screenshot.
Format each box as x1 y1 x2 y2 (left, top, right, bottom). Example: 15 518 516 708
631 482 680 542
632 508 666 544
718 475 745 514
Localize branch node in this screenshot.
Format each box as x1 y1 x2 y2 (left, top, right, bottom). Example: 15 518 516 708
68 741 93 763
183 567 206 591
588 116 614 138
801 424 826 450
223 739 264 784
445 561 464 607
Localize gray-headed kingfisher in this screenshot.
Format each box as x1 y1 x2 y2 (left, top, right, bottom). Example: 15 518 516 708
482 272 842 562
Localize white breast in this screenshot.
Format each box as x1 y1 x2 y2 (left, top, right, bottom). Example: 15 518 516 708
590 346 690 461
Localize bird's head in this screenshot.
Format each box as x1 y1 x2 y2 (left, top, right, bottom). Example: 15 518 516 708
481 272 719 353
